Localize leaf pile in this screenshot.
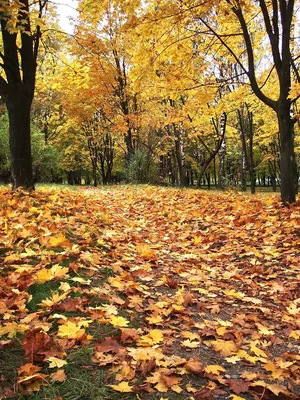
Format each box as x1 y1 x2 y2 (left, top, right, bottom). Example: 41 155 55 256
0 186 299 399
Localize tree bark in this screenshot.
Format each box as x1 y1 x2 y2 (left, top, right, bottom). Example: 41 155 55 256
6 91 34 189
0 0 45 190
277 103 297 202
222 0 298 202
217 113 227 189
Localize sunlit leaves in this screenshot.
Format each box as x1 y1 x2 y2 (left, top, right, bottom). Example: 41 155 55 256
47 357 67 369
57 321 87 339
0 186 299 399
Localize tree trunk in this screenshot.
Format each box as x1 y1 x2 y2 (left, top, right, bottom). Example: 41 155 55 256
92 161 97 187
241 139 247 192
248 112 256 194
7 96 33 190
174 127 188 187
218 113 227 189
277 105 297 203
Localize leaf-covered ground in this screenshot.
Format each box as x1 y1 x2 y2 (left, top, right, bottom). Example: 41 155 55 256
0 186 299 400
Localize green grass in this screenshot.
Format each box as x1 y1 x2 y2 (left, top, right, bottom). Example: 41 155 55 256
27 280 61 312
0 344 25 392
13 346 137 400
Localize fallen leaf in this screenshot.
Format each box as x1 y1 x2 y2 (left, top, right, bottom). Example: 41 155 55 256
110 381 133 392
47 357 67 369
204 365 226 375
50 369 67 382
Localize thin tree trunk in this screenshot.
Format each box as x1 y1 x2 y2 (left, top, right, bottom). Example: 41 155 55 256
218 113 227 189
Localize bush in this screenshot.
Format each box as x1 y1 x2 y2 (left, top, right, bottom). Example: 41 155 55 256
0 113 64 184
126 150 158 184
31 131 63 183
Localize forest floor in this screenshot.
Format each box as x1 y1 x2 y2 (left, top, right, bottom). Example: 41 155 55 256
0 185 299 400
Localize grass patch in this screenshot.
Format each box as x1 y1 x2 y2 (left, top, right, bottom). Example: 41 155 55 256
87 322 120 340
14 347 136 400
27 280 61 312
0 343 26 393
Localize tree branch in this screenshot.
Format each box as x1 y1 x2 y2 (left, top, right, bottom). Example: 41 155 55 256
229 2 277 110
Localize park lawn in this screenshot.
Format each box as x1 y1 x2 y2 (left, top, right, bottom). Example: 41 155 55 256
0 186 299 400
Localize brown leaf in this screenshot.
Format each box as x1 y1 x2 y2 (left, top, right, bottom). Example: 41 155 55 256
95 337 123 353
194 387 212 399
160 374 182 388
22 329 54 362
50 369 67 383
120 328 139 344
141 358 157 376
185 358 204 374
227 379 249 394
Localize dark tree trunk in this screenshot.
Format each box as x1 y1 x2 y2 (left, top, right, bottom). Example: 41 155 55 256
92 162 97 187
222 0 298 202
67 171 74 185
277 103 297 202
271 175 277 192
7 94 33 189
0 0 46 190
206 173 211 189
125 128 134 166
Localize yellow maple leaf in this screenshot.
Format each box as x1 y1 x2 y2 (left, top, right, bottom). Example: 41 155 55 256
224 289 245 299
289 330 300 340
256 323 274 335
128 347 164 362
29 207 41 215
204 365 226 375
99 304 118 315
181 331 200 341
50 264 69 279
216 326 228 336
146 314 163 324
250 341 267 358
49 233 70 248
36 268 53 283
264 361 285 380
286 302 299 315
139 329 163 346
224 355 241 364
110 381 133 392
155 381 168 392
115 363 135 381
171 384 183 393
182 339 200 348
59 282 71 292
193 236 201 245
110 315 129 327
0 322 29 338
39 292 67 308
47 357 67 369
211 339 238 356
57 321 85 339
136 243 156 259
230 395 246 400
236 349 260 364
240 371 258 381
